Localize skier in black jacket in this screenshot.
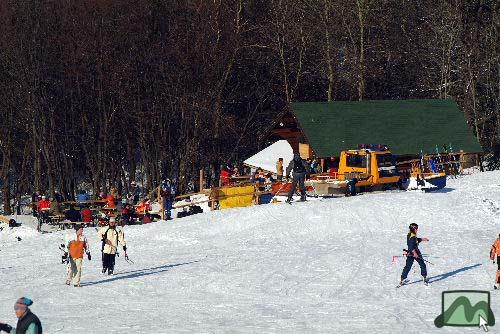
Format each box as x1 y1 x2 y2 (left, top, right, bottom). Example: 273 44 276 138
285 153 311 203
399 223 429 286
0 297 42 334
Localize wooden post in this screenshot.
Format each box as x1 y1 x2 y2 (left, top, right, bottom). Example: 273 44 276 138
320 159 325 173
199 169 204 191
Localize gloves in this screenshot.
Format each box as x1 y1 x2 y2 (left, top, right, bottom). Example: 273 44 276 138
123 246 127 252
87 252 91 261
0 323 12 333
421 237 429 242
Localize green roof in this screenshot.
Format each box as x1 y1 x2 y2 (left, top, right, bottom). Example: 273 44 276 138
291 99 482 156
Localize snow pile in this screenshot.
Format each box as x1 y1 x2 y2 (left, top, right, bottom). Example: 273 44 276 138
0 171 499 333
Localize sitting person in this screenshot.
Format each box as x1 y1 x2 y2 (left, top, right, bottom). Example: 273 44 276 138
65 205 81 222
135 198 150 215
142 213 152 224
76 190 90 203
104 193 116 208
80 207 92 223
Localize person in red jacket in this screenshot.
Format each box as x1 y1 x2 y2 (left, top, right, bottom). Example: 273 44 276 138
220 165 234 186
37 196 51 231
490 234 500 289
81 207 92 223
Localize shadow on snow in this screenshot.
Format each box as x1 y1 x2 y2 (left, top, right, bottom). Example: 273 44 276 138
406 263 482 285
81 260 200 286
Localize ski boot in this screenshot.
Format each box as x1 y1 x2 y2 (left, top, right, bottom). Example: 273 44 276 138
108 269 113 276
102 268 107 274
285 197 292 204
65 280 71 286
396 279 409 288
494 283 500 290
300 196 307 202
423 277 430 286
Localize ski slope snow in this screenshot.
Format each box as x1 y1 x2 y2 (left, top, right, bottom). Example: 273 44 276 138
1 170 499 333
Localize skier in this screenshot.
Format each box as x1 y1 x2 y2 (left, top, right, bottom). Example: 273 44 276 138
285 153 311 203
65 225 91 287
0 297 42 334
399 223 429 287
97 217 127 275
489 234 500 289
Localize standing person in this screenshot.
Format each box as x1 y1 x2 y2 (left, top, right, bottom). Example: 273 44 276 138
97 217 127 275
36 196 51 232
131 182 141 205
65 226 90 287
285 153 311 203
399 223 429 287
0 297 42 334
161 179 174 220
489 234 500 289
31 192 39 217
276 158 284 181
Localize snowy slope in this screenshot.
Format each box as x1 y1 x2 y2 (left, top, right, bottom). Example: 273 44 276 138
1 171 499 333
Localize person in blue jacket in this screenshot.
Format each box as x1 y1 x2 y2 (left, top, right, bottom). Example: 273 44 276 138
0 297 42 334
400 223 429 286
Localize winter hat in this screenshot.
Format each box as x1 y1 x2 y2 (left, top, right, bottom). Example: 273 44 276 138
14 297 33 311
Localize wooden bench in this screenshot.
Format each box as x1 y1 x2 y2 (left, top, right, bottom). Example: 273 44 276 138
48 214 66 224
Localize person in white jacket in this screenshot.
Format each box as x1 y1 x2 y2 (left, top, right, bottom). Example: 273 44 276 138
97 217 127 275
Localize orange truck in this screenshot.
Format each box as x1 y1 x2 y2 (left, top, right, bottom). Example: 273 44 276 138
308 146 401 196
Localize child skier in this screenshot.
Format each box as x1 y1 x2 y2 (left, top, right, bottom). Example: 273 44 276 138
489 234 500 289
399 223 429 287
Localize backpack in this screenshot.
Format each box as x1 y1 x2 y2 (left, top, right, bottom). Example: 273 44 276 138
293 160 306 173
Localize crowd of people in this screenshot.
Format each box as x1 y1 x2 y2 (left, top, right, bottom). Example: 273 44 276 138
29 179 178 232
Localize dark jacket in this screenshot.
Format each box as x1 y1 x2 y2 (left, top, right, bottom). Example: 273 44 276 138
65 209 81 222
407 232 423 257
286 158 311 177
16 310 42 334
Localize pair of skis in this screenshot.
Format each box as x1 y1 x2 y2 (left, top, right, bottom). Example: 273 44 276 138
396 278 430 288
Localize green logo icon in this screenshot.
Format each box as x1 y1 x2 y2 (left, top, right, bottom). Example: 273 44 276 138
435 290 495 331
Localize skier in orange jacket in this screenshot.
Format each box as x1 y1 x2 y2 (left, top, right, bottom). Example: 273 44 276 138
490 235 500 289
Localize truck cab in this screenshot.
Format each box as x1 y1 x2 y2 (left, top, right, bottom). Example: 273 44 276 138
338 145 400 190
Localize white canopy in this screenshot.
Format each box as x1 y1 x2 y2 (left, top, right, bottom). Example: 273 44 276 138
243 140 294 174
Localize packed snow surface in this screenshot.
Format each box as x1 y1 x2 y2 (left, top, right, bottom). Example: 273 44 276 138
1 171 499 333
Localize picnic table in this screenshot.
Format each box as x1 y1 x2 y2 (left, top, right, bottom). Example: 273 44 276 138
58 221 96 230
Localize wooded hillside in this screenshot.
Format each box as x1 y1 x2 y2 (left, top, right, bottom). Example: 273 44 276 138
0 0 498 213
